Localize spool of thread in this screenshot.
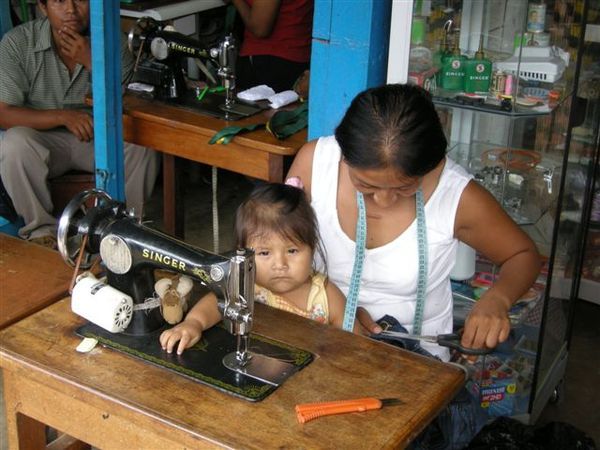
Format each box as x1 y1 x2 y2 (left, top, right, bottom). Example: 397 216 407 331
504 74 514 97
411 17 427 45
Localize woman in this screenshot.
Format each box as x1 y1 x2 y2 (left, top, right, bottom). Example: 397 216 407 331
228 0 313 93
287 84 540 360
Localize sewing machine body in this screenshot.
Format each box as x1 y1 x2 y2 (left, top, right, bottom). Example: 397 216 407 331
57 190 307 391
128 17 263 120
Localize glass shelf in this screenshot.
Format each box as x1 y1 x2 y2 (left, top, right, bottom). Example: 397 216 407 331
432 89 573 117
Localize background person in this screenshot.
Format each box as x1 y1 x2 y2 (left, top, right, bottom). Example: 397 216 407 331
0 0 159 246
228 0 313 93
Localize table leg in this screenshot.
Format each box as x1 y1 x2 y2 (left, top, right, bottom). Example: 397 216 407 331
4 371 45 449
14 414 46 450
162 154 184 239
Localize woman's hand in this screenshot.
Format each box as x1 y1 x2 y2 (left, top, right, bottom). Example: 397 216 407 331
356 307 383 335
461 291 512 353
159 318 204 355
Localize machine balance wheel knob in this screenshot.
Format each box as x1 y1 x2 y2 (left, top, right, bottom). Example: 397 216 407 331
128 16 160 55
57 189 112 268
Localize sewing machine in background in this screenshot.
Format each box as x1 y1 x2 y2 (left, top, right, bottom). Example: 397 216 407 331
57 190 312 400
127 17 263 120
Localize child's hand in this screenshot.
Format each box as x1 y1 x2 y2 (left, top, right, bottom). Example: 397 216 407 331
159 318 203 355
461 291 511 355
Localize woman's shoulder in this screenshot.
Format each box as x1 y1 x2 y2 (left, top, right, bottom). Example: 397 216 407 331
433 156 473 195
442 157 472 181
295 136 339 160
287 136 340 197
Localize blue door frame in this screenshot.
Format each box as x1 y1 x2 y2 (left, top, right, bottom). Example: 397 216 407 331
90 0 125 200
309 0 392 139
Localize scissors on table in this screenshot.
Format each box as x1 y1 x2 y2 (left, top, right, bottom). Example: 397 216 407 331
375 330 493 356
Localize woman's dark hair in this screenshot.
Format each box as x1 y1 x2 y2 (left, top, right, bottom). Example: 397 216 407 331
335 84 447 177
235 183 326 269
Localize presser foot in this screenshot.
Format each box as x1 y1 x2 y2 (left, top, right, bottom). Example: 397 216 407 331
222 351 299 386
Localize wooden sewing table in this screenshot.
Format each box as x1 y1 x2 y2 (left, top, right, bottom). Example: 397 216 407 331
119 94 307 238
0 234 90 449
0 298 466 449
0 234 72 330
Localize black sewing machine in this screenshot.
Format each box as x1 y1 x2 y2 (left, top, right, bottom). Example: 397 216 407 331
127 17 263 120
57 190 312 400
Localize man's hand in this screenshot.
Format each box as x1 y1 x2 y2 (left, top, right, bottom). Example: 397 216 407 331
58 26 91 70
60 110 94 142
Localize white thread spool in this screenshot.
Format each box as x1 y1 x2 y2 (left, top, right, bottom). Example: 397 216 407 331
72 273 134 333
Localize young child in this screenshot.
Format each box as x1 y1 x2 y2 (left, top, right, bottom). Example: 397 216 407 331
159 182 347 355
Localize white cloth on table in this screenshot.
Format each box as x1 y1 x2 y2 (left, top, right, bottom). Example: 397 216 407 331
237 84 276 101
268 90 299 109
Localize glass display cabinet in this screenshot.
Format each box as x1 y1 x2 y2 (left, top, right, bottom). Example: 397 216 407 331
571 5 600 305
388 0 592 423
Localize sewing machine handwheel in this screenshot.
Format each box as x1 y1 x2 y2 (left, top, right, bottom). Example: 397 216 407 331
128 16 160 55
57 189 112 268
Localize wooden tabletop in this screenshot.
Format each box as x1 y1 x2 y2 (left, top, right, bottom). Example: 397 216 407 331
0 234 72 329
117 94 307 183
121 94 306 156
0 299 466 449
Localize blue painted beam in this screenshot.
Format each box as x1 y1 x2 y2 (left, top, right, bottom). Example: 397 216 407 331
0 0 13 39
309 0 392 139
90 0 125 200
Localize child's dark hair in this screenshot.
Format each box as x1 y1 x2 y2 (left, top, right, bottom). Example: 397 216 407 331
235 183 326 270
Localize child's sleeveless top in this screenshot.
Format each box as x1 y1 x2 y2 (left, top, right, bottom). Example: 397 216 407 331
311 136 472 360
254 273 330 324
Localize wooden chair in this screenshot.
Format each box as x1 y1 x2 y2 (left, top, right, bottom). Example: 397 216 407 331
50 170 95 216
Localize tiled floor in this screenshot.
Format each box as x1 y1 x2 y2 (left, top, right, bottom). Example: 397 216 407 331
0 166 598 448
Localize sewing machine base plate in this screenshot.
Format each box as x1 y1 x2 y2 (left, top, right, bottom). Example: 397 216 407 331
169 91 265 121
76 323 313 401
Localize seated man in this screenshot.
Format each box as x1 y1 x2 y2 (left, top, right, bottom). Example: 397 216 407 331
0 0 159 246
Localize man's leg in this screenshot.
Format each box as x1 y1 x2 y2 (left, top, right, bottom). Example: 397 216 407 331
123 143 160 217
0 127 94 239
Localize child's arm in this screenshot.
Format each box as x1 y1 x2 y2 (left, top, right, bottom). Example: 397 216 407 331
324 279 357 331
159 292 222 355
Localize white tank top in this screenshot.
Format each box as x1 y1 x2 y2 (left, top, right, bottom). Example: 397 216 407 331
311 136 472 360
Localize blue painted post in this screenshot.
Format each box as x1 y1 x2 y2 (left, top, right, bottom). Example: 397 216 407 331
90 0 125 200
309 0 392 139
0 0 13 39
